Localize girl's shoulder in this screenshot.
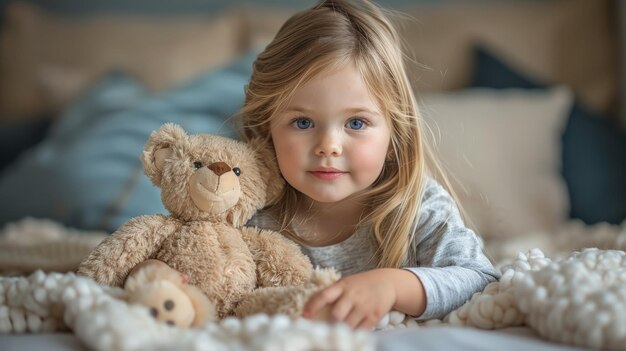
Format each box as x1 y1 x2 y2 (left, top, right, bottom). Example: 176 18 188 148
422 176 447 200
419 176 459 217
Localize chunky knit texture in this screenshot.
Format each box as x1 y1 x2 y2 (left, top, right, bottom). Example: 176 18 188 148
2 218 626 350
0 217 107 275
0 271 373 350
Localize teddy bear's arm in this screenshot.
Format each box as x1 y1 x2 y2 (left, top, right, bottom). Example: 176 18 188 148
240 226 313 288
77 214 180 287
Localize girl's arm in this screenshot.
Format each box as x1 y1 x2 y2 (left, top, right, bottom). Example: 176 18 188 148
304 178 499 328
402 178 500 321
385 268 427 316
303 268 426 329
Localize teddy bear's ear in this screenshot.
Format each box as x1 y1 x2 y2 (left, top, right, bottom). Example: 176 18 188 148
142 123 188 187
248 137 284 205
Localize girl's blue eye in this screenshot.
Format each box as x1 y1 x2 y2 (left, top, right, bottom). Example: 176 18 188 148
294 118 313 129
346 118 365 130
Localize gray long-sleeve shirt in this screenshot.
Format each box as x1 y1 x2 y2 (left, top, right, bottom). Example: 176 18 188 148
247 178 500 320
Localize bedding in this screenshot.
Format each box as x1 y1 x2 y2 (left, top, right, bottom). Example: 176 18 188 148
376 327 590 351
470 45 626 225
0 328 589 351
0 270 373 350
1 217 625 350
0 119 51 173
0 53 254 232
420 87 572 239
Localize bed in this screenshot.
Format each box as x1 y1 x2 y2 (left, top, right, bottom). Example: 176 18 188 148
1 0 625 350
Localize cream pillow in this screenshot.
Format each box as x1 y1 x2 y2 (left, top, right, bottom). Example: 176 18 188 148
397 0 615 114
420 87 573 239
0 2 244 119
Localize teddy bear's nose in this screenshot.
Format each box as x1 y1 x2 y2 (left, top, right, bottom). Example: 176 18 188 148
207 162 231 176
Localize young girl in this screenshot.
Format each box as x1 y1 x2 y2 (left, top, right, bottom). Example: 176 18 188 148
240 0 499 330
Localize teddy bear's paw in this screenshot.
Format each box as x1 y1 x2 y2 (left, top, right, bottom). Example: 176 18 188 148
307 267 341 288
234 286 308 319
278 263 315 287
180 284 217 327
127 280 197 328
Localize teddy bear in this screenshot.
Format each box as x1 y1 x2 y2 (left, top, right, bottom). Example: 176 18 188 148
77 123 314 321
234 267 340 321
123 260 216 328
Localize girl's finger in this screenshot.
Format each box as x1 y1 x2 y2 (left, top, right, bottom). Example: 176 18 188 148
328 296 353 322
356 314 379 331
303 285 343 318
343 307 365 328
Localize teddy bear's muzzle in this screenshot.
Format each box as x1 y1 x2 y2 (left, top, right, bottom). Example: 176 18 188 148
189 168 241 214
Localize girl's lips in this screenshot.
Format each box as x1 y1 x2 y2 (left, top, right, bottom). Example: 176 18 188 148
308 170 347 180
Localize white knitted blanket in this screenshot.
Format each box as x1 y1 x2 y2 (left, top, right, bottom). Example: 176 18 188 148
0 218 374 350
0 271 374 350
1 218 626 350
382 220 626 351
440 248 626 350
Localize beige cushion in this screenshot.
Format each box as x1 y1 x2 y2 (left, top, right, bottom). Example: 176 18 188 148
239 7 294 52
421 87 573 239
240 0 615 114
0 2 244 119
397 0 616 114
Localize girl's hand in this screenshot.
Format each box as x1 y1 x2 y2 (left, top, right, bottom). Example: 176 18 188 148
302 269 397 330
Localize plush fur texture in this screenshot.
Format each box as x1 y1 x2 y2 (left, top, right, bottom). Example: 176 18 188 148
77 124 313 318
234 268 340 319
124 263 216 328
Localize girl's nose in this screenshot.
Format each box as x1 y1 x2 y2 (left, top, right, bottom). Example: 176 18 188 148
314 130 342 157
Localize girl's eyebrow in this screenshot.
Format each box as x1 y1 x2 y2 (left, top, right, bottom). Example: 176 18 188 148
342 107 382 115
282 107 311 114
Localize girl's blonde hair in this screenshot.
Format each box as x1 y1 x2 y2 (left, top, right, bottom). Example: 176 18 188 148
239 0 456 268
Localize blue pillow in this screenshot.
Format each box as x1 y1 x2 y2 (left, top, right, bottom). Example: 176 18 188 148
471 46 626 225
0 118 52 173
0 53 256 232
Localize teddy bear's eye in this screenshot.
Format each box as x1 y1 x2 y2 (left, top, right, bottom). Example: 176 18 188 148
193 161 203 170
232 167 241 176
